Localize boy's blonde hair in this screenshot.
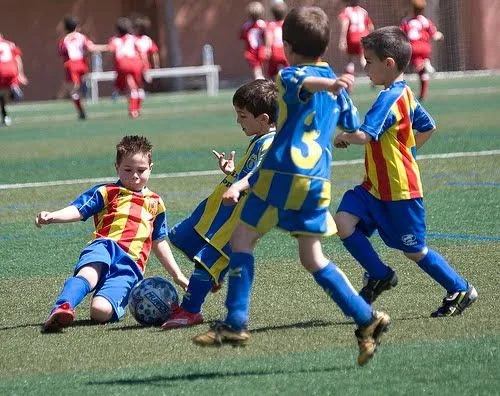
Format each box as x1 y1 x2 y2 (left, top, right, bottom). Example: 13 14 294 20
246 2 265 20
116 135 153 165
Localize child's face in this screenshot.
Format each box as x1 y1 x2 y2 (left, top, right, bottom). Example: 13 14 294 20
234 106 266 136
115 152 152 191
363 49 391 86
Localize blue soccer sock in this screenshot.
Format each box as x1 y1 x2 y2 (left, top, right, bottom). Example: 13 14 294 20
313 262 373 326
53 276 91 311
417 249 468 293
225 252 255 331
181 267 214 314
342 228 391 279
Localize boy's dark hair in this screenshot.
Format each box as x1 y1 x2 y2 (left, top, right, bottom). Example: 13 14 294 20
271 2 288 21
361 26 412 72
344 0 360 5
133 16 151 36
282 7 330 58
232 79 278 123
64 16 79 32
116 17 133 36
116 135 153 165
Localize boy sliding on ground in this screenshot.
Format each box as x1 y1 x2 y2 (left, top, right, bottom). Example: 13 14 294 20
36 135 188 332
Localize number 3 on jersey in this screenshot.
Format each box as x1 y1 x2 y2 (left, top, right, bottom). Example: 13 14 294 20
291 111 322 169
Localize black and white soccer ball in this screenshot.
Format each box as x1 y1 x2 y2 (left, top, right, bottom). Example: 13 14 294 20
128 276 179 326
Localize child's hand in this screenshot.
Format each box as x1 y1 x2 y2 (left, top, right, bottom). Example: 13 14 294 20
212 149 235 175
334 133 350 149
173 273 189 292
35 211 53 228
222 186 240 206
331 74 354 95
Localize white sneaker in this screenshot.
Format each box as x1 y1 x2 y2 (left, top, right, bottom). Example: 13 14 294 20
2 116 12 126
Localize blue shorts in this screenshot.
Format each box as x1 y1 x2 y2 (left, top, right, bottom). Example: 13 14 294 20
337 185 426 253
168 218 228 284
75 239 143 321
240 191 337 236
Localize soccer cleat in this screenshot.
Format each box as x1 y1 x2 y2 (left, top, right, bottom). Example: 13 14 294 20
359 269 398 304
355 311 391 366
161 306 203 329
79 111 86 120
431 284 478 317
193 320 249 347
42 302 75 333
2 116 12 126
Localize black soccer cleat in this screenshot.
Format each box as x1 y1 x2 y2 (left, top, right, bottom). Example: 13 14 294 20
359 268 398 304
431 284 478 317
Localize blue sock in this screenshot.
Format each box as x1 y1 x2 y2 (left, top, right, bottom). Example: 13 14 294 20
313 262 373 325
181 267 214 313
417 249 468 293
225 252 254 331
342 228 391 279
53 276 91 311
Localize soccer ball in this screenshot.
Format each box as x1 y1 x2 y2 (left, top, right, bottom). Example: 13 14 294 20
128 276 179 326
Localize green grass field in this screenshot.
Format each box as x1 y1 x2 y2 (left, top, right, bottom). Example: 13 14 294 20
1 75 499 395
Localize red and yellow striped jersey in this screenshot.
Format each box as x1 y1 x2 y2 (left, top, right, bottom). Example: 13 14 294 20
72 182 167 272
359 81 435 201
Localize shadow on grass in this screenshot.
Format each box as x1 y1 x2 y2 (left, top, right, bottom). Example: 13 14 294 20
87 363 354 387
0 319 98 332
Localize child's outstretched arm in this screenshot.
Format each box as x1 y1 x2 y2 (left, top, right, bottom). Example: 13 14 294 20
35 205 82 228
334 130 372 148
302 74 354 95
152 239 189 291
415 128 435 149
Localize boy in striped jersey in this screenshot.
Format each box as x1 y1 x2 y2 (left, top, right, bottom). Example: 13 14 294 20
162 79 277 330
36 135 189 332
333 26 477 317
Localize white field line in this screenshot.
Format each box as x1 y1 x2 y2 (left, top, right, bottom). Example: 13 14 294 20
1 150 499 190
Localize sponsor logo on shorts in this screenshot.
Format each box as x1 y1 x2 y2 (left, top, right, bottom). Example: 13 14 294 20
401 234 417 246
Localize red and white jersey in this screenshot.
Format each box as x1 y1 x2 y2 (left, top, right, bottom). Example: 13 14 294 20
400 15 437 44
58 32 94 62
108 34 143 69
267 20 284 51
240 19 267 51
338 6 373 39
0 37 21 76
134 35 158 56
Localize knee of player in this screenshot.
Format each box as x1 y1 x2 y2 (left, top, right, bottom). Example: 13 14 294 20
334 212 357 239
90 297 114 323
404 248 427 262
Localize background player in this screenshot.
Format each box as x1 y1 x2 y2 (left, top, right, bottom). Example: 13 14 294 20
0 33 28 126
265 1 289 80
194 7 390 367
162 79 277 329
107 18 149 118
36 135 189 332
333 26 477 317
400 0 444 101
58 16 106 120
240 1 267 80
338 0 374 75
133 16 160 102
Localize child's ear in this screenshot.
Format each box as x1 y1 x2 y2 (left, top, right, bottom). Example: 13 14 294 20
150 162 154 171
386 57 396 68
258 113 270 125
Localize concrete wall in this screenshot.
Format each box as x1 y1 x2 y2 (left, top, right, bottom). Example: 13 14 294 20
1 0 499 100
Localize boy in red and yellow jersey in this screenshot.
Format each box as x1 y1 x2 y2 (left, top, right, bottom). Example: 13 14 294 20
36 135 188 332
333 27 477 318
